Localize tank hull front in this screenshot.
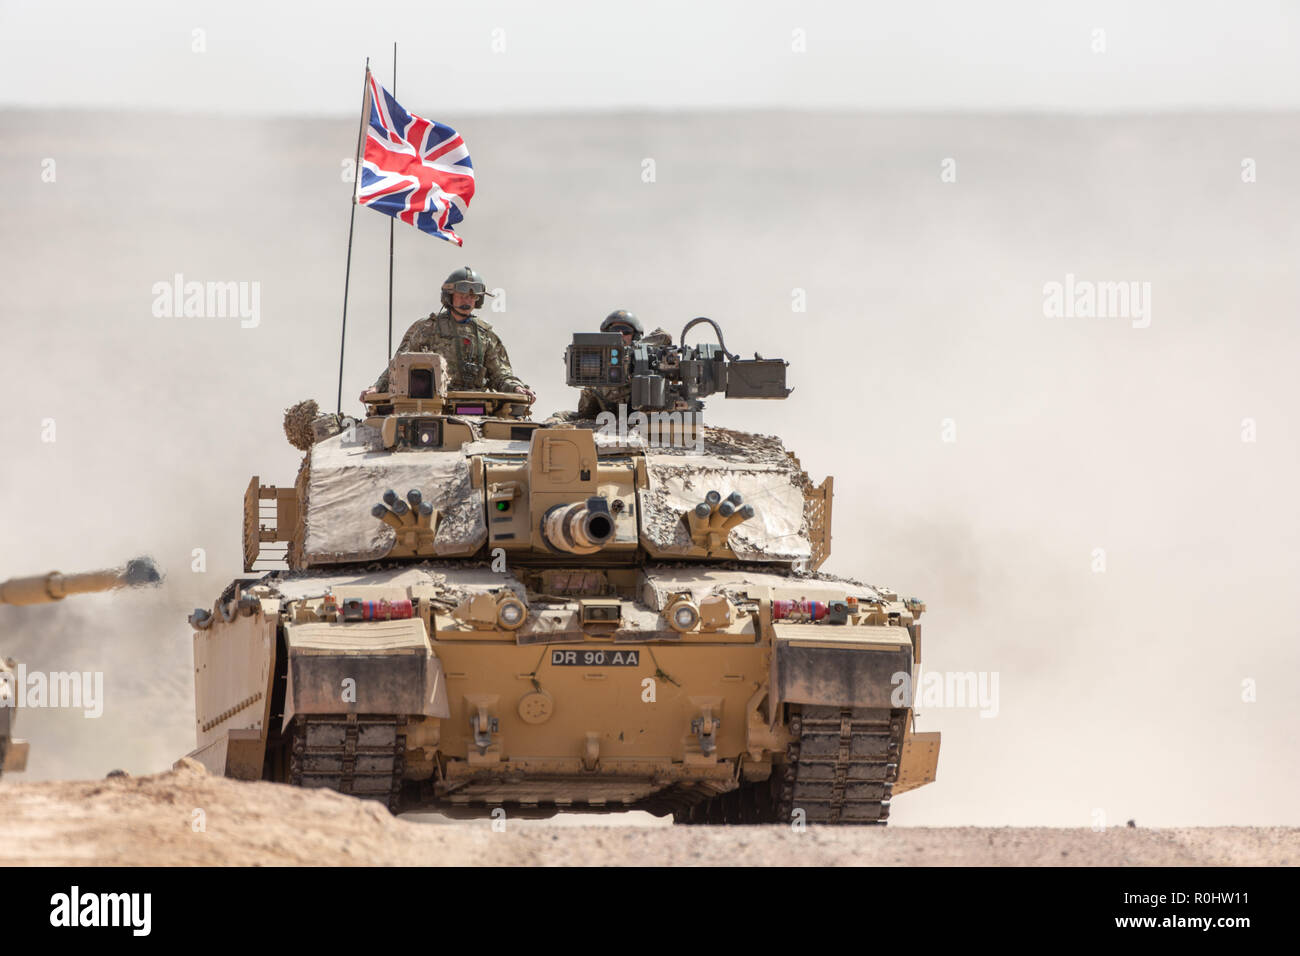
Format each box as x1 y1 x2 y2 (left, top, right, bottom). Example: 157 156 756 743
189 563 939 823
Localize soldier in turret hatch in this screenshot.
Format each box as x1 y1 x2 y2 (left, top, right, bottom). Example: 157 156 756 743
363 266 535 400
576 310 672 418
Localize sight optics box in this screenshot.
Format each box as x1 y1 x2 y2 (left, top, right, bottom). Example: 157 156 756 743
388 352 449 400
564 322 790 410
567 332 627 388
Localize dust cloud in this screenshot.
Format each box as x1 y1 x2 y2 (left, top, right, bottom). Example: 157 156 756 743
1 110 1296 825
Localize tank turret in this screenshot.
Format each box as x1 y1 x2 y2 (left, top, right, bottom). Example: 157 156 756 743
194 319 939 823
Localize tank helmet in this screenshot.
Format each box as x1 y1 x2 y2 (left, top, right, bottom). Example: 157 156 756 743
441 266 493 311
601 310 643 340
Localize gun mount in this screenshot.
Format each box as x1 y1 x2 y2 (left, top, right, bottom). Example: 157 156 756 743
565 317 791 412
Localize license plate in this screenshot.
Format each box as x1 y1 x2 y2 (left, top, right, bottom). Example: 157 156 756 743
550 648 641 667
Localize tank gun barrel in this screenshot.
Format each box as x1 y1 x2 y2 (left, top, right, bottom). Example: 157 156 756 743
0 557 162 606
541 498 615 555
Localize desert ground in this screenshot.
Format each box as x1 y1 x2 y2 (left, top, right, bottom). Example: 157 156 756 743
0 761 1293 866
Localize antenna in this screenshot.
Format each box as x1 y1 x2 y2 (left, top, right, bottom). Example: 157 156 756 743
336 57 371 415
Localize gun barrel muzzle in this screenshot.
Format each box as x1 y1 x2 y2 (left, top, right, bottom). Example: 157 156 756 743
542 499 615 555
0 557 162 606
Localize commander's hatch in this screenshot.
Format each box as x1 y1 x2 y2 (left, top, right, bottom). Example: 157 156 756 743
362 351 534 420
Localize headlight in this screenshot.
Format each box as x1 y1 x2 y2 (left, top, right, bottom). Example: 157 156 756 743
667 600 700 633
497 597 527 630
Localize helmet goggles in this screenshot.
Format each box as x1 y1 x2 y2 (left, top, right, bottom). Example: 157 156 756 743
444 279 488 295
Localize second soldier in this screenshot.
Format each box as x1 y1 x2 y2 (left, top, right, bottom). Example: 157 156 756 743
576 310 672 418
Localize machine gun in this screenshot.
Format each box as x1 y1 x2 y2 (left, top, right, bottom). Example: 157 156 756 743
565 318 791 411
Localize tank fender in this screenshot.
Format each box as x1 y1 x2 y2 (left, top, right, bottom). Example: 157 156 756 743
772 623 913 709
281 617 449 728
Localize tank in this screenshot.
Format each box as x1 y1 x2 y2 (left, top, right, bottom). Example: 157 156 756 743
188 324 940 823
0 558 163 776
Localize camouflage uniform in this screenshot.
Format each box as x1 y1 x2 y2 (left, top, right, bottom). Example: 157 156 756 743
576 327 673 418
373 310 528 394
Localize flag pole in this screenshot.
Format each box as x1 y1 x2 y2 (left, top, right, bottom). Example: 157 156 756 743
387 42 397 361
337 57 371 415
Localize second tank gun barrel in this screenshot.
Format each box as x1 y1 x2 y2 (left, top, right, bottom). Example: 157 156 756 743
0 557 162 607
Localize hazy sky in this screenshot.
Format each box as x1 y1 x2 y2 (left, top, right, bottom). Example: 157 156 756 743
1 0 1299 115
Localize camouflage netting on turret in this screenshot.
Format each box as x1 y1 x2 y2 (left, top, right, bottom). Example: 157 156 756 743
637 444 812 563
639 569 876 609
283 400 319 452
270 565 526 606
302 426 487 563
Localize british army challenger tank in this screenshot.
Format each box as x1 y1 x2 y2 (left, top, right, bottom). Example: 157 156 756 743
188 320 939 823
0 558 162 777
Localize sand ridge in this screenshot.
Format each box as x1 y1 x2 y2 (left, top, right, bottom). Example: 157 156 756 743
0 762 1293 866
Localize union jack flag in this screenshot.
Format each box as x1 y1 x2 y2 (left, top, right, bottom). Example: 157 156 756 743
357 72 475 246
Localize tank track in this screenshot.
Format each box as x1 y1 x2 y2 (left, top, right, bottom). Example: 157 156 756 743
288 714 407 813
777 705 903 824
673 706 904 825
